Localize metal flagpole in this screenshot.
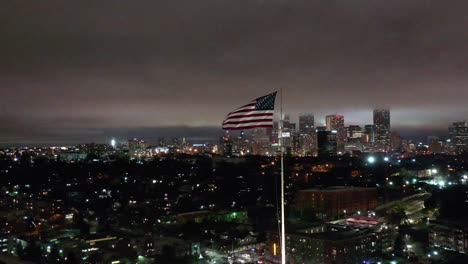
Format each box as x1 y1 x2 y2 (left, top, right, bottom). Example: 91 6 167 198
279 88 286 264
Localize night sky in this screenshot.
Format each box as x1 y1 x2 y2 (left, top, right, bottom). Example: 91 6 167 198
1 0 468 145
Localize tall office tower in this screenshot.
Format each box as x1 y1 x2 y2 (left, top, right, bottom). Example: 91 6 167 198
363 125 375 144
271 121 279 143
298 114 315 155
232 130 249 154
299 114 315 135
347 125 362 143
314 126 327 155
252 129 270 155
317 130 337 156
298 134 314 156
280 115 293 152
391 130 402 151
221 131 233 157
283 114 291 131
449 121 468 152
326 115 345 151
291 132 301 156
428 136 444 153
373 109 391 151
128 138 147 156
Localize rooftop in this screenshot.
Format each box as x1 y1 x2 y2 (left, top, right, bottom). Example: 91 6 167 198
298 186 376 193
289 229 375 242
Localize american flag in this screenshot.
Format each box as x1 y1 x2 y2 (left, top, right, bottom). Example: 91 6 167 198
222 92 277 130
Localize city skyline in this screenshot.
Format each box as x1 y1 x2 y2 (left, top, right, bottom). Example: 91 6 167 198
0 109 458 146
2 2 468 264
2 1 468 144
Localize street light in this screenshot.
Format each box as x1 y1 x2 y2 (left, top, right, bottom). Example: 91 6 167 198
367 156 376 164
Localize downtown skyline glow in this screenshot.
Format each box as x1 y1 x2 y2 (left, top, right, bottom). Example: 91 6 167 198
1 0 468 145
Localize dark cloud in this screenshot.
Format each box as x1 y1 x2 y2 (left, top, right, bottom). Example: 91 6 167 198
1 0 468 144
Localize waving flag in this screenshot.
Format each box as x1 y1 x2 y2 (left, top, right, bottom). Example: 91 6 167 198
222 92 277 130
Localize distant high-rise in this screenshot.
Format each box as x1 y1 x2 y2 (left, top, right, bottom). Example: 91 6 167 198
252 129 270 155
281 115 293 151
363 125 375 144
347 125 362 143
299 114 315 135
317 130 337 156
326 115 344 132
128 138 147 156
326 115 345 151
449 121 468 152
373 109 391 151
221 132 233 156
298 114 315 156
283 114 291 131
391 130 402 151
428 136 444 153
271 121 279 143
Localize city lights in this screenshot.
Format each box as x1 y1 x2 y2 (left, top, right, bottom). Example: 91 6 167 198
367 156 376 164
1 3 468 263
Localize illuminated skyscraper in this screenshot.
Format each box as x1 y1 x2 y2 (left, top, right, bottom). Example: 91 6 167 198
391 130 402 151
326 115 345 151
252 128 271 155
347 125 362 143
128 138 147 156
283 114 291 132
299 114 315 135
363 125 375 144
317 130 337 156
449 121 468 152
298 114 315 155
427 136 444 153
221 131 233 156
373 109 391 151
271 121 279 143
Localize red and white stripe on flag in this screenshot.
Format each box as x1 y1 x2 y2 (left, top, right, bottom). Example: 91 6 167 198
222 92 277 130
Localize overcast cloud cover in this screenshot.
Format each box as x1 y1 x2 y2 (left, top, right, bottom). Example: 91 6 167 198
1 0 468 144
